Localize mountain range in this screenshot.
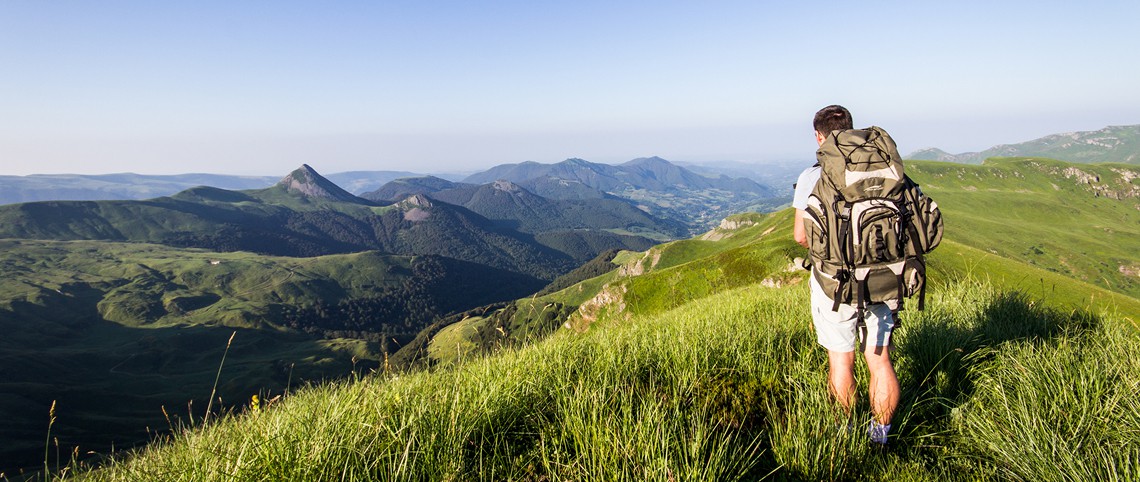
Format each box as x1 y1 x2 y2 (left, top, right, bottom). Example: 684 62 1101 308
0 165 584 281
907 124 1140 164
462 156 779 231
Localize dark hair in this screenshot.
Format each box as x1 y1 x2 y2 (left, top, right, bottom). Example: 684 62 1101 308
813 105 853 135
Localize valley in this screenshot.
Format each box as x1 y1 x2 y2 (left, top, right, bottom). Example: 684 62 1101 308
0 157 779 473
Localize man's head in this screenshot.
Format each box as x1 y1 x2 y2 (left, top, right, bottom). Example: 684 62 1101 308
813 105 853 144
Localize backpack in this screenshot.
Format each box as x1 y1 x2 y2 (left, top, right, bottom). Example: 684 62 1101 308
802 126 943 321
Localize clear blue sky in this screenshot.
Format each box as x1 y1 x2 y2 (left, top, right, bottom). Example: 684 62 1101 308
2 1 1138 176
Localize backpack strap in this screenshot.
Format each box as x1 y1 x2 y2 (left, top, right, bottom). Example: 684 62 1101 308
831 269 850 312
853 267 870 324
918 278 927 311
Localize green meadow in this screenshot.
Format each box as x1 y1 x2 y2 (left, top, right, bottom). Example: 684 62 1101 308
909 158 1140 299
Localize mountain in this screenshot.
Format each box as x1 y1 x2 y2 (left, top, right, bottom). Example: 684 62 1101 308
673 159 806 197
907 124 1140 164
362 176 469 201
465 156 770 194
276 164 369 203
379 179 686 237
515 175 614 200
0 165 574 280
362 178 687 260
463 157 780 231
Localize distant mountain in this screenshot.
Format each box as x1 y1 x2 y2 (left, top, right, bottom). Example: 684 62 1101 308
363 176 469 201
371 179 684 236
674 160 807 198
0 165 574 280
0 172 279 205
463 157 780 232
907 124 1140 164
517 175 613 200
277 164 368 203
323 170 421 194
465 156 770 194
363 178 682 260
0 170 440 206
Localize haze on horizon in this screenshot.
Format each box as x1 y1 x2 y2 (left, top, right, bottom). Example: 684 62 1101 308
2 1 1138 177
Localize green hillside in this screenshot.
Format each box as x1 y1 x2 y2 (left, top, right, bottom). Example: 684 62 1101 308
909 158 1140 298
390 211 802 368
908 124 1140 164
0 240 543 473
0 184 575 281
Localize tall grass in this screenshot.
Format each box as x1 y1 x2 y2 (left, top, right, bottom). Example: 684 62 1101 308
52 276 1139 481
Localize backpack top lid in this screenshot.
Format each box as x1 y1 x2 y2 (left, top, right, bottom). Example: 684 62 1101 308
815 126 905 199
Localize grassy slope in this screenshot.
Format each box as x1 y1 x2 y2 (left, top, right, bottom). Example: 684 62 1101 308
409 211 802 367
909 158 1140 298
62 272 1139 481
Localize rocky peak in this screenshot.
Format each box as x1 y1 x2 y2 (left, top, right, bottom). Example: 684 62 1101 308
492 180 522 193
402 193 434 208
277 164 361 203
399 193 433 222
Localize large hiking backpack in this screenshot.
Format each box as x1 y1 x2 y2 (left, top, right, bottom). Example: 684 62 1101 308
802 126 943 321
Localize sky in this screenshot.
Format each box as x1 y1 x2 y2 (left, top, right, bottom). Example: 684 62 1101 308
2 0 1139 176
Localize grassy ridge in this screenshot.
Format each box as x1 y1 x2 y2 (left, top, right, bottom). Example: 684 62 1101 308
56 275 1139 481
909 158 1140 299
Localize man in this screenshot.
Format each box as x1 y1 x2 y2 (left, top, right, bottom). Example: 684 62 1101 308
792 105 899 445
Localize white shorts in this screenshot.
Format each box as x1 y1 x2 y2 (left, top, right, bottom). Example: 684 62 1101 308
809 273 896 353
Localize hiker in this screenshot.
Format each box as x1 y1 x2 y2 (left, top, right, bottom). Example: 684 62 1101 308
792 105 901 445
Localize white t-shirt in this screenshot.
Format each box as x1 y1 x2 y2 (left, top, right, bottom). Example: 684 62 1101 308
792 166 820 210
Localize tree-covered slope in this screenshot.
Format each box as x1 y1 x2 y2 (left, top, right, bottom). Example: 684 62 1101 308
0 239 544 473
0 168 576 280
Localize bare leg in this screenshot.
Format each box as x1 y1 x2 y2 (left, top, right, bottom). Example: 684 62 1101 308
827 350 857 412
863 345 900 425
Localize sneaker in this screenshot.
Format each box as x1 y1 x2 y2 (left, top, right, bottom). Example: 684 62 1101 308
868 420 890 445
